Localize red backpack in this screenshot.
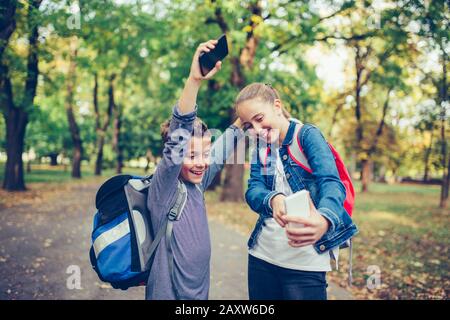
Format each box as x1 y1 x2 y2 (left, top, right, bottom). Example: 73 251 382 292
258 120 355 216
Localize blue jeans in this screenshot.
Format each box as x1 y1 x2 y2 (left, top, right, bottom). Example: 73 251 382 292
248 254 328 300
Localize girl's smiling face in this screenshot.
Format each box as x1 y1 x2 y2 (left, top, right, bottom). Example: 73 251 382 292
237 98 286 144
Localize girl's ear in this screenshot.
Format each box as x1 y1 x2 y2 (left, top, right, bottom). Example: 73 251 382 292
273 99 283 115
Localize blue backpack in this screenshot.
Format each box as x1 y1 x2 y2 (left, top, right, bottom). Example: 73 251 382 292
89 174 187 290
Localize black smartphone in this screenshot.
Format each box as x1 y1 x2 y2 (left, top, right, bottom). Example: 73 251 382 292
199 34 228 76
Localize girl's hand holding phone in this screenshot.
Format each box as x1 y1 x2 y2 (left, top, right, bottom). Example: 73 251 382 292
282 197 331 248
189 40 222 82
270 194 287 228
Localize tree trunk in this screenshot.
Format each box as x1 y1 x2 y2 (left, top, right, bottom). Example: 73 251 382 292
354 45 364 148
65 41 83 178
49 153 58 166
93 73 114 175
0 0 17 61
67 89 83 178
363 87 392 191
439 48 448 208
221 57 245 201
144 148 154 173
221 164 245 202
328 103 344 138
355 47 366 193
207 171 221 191
441 155 450 209
1 1 41 191
26 149 32 173
94 136 105 175
361 159 371 192
71 145 82 178
113 104 123 174
3 108 28 190
423 130 434 182
219 2 261 202
353 44 374 193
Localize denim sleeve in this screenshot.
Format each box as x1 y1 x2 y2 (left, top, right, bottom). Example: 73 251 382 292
201 125 246 191
300 125 347 234
245 147 281 218
147 103 197 215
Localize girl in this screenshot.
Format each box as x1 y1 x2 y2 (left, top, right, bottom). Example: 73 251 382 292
235 83 358 300
145 39 244 300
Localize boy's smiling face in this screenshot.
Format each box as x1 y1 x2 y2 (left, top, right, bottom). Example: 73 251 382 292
180 136 212 184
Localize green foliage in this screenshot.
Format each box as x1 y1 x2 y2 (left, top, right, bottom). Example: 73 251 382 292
2 0 446 181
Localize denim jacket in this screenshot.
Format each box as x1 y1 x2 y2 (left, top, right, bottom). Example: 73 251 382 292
245 120 358 254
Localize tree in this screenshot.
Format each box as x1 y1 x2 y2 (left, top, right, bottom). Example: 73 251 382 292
315 1 412 192
64 39 84 178
93 73 114 175
112 101 123 174
1 0 42 190
408 0 450 207
414 103 440 182
199 0 342 201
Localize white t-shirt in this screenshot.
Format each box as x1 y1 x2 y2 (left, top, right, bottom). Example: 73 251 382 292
249 150 338 272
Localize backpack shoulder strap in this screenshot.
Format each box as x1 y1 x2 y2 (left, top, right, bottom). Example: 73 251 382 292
168 181 187 221
143 180 187 270
165 180 187 299
287 120 312 173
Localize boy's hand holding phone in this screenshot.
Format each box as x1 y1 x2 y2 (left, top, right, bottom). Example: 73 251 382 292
199 34 228 77
189 39 223 83
179 38 225 113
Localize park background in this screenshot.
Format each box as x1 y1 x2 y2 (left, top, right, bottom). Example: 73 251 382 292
0 0 448 299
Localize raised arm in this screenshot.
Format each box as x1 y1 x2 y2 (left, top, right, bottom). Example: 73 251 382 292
147 40 223 214
179 39 222 114
147 104 197 214
201 118 245 190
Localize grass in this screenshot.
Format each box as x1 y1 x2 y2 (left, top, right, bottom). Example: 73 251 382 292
342 181 449 299
0 163 448 299
0 163 149 184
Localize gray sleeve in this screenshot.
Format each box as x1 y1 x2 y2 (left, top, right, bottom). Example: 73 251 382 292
147 103 197 214
200 125 245 191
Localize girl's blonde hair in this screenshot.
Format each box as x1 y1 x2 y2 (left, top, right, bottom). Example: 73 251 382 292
234 83 291 118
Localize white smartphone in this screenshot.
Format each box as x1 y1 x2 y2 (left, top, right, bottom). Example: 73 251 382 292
284 190 310 228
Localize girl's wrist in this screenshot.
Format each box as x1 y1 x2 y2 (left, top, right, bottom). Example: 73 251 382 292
233 118 243 128
318 214 331 234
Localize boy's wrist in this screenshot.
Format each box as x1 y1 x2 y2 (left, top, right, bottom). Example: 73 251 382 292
187 75 202 87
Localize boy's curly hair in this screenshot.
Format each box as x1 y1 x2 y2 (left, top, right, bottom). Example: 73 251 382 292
160 117 210 143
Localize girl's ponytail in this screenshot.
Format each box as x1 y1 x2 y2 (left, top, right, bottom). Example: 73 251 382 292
234 83 291 119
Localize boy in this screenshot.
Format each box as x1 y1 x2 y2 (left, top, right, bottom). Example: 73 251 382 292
146 39 244 300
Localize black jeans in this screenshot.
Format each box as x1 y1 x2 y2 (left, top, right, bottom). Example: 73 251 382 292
248 254 328 300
